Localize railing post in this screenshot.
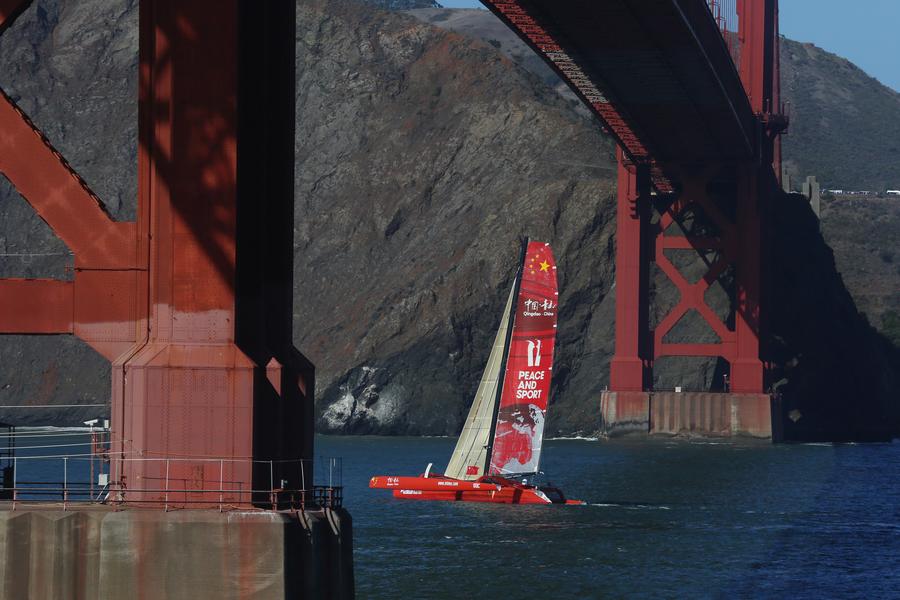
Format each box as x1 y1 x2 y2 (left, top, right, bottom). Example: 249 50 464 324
301 460 306 509
12 456 16 510
269 460 275 510
219 459 224 512
164 458 170 512
63 457 68 510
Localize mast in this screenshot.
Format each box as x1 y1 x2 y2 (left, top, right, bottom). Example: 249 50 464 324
483 237 529 475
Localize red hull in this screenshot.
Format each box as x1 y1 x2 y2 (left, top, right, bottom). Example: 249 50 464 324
370 474 583 505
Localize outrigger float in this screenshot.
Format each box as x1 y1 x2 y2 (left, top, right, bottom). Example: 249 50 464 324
370 240 583 505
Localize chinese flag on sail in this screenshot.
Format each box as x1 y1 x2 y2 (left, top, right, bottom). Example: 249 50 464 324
466 465 480 475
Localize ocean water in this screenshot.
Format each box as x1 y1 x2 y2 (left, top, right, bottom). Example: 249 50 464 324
318 435 900 599
9 432 900 598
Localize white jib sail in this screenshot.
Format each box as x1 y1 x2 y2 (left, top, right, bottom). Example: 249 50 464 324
444 283 516 480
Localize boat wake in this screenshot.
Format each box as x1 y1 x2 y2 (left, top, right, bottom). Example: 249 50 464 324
590 502 672 510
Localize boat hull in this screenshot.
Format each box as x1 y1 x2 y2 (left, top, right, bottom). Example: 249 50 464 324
391 487 553 504
370 474 582 505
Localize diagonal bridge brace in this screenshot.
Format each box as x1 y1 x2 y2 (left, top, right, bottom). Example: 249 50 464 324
652 166 738 358
0 90 139 270
0 0 142 359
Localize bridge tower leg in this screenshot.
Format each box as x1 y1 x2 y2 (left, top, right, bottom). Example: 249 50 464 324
610 149 650 393
0 0 313 506
604 151 652 432
731 164 765 393
603 0 783 437
109 0 313 506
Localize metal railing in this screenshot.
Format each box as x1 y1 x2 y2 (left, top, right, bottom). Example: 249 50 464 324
707 0 741 66
2 455 343 512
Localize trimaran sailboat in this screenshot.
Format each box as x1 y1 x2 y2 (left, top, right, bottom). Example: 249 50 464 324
370 240 582 505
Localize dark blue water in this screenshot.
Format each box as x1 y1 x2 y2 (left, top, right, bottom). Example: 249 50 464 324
318 435 900 599
4 429 102 502
11 432 900 598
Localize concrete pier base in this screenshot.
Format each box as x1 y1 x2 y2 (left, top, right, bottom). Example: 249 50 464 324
0 506 354 600
600 391 651 436
601 391 773 439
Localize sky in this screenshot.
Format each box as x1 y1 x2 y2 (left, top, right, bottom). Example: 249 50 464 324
439 0 900 93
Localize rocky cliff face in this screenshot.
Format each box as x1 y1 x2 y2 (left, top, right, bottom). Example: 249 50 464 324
818 195 900 347
293 0 619 435
0 0 896 439
768 194 900 441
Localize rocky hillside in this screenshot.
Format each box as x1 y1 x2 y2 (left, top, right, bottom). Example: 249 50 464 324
293 0 620 436
0 0 897 440
819 195 900 346
780 38 900 192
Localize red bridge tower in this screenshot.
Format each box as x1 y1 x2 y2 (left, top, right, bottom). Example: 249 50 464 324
608 0 786 435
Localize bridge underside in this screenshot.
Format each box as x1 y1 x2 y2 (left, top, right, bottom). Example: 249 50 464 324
483 0 757 166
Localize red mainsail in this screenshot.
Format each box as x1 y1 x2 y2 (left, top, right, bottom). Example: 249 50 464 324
488 241 558 476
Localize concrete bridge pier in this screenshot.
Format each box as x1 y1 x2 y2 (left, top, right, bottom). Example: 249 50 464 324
0 506 354 600
600 391 773 439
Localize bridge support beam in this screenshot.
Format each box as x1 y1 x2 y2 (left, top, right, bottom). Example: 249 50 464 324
731 164 764 393
609 161 766 393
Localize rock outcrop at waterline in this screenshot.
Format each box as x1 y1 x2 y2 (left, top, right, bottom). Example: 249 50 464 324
0 0 897 439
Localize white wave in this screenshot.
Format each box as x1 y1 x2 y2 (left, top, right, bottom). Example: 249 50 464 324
591 502 671 510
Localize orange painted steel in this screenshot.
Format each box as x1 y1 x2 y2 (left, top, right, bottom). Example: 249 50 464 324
0 279 73 334
0 0 142 363
0 0 312 508
609 151 649 392
0 90 138 270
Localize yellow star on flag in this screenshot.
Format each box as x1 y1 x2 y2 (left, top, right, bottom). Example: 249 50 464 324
539 260 550 272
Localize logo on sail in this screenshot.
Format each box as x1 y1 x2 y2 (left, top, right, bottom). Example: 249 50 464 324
527 339 542 367
523 298 556 317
